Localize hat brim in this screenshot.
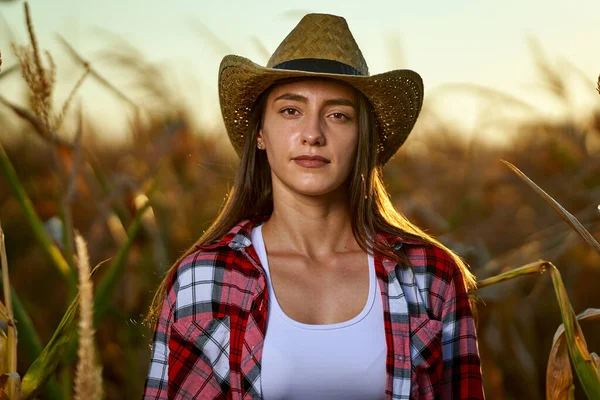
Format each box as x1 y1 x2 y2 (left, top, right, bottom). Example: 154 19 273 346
218 55 424 165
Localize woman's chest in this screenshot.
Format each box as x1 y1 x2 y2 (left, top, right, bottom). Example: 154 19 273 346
266 252 370 325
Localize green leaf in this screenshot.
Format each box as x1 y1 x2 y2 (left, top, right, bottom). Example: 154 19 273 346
20 295 79 399
94 199 151 323
0 282 63 399
10 289 41 360
0 142 77 289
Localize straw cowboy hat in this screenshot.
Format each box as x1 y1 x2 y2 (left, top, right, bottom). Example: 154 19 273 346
218 13 424 166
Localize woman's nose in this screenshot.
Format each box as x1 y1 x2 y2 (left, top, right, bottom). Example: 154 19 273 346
300 114 325 146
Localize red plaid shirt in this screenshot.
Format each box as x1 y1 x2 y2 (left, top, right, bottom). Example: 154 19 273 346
143 218 484 399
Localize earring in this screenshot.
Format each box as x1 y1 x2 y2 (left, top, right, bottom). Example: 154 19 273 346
257 141 264 150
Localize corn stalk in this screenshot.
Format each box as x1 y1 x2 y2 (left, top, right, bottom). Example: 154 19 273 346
0 223 20 400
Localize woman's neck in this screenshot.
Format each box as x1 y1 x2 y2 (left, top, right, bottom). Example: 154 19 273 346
261 189 359 259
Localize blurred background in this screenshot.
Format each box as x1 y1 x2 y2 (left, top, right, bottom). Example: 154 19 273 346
0 0 599 398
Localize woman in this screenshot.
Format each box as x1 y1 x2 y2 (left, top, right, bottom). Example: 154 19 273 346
143 13 484 400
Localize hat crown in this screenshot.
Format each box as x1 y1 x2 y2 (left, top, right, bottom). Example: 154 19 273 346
266 13 369 76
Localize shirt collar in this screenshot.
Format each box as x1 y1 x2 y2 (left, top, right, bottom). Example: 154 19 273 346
228 216 267 249
376 230 425 250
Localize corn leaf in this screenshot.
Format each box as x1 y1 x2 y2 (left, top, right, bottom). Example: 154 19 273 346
502 160 600 256
0 64 19 81
479 262 600 398
502 160 600 398
0 266 81 399
476 260 548 288
16 192 152 397
20 295 79 399
94 200 151 323
0 142 77 289
546 308 600 399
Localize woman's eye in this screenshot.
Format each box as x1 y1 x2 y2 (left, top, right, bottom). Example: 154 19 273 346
280 108 299 116
330 112 349 120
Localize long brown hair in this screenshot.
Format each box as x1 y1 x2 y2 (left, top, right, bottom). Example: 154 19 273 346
146 78 477 328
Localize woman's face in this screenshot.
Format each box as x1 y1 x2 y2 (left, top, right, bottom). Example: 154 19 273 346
258 78 359 198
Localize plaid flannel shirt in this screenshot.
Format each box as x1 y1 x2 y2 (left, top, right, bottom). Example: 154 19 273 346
143 217 484 399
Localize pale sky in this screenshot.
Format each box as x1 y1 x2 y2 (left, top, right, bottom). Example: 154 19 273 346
1 0 599 144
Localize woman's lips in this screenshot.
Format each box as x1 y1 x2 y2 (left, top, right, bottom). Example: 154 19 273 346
292 155 330 168
294 159 328 168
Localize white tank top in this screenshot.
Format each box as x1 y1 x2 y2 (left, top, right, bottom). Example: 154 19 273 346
251 224 387 400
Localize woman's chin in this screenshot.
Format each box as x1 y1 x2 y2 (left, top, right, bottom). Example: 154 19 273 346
287 181 346 198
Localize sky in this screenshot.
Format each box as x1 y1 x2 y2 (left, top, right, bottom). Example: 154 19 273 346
1 0 599 144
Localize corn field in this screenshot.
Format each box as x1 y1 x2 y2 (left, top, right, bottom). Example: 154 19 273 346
0 3 599 399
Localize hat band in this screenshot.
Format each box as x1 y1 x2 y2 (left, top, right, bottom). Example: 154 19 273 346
272 58 363 76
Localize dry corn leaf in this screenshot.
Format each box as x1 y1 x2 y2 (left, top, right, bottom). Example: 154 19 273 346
502 160 600 256
0 317 5 377
0 64 18 82
593 353 600 370
547 332 575 399
0 303 6 376
0 373 20 397
478 260 600 397
55 34 137 110
502 160 600 397
547 308 600 400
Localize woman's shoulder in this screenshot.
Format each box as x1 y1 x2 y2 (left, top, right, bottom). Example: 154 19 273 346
170 239 252 288
380 230 462 285
166 217 265 302
166 245 260 323
409 242 461 282
402 239 476 300
173 217 265 272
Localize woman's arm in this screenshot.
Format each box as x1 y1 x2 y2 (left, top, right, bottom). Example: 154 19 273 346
439 264 485 399
143 293 174 400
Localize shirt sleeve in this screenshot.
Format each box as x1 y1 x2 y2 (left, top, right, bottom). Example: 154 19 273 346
439 262 485 399
142 291 174 400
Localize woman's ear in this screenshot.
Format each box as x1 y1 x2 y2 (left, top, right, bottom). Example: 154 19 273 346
257 129 265 150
